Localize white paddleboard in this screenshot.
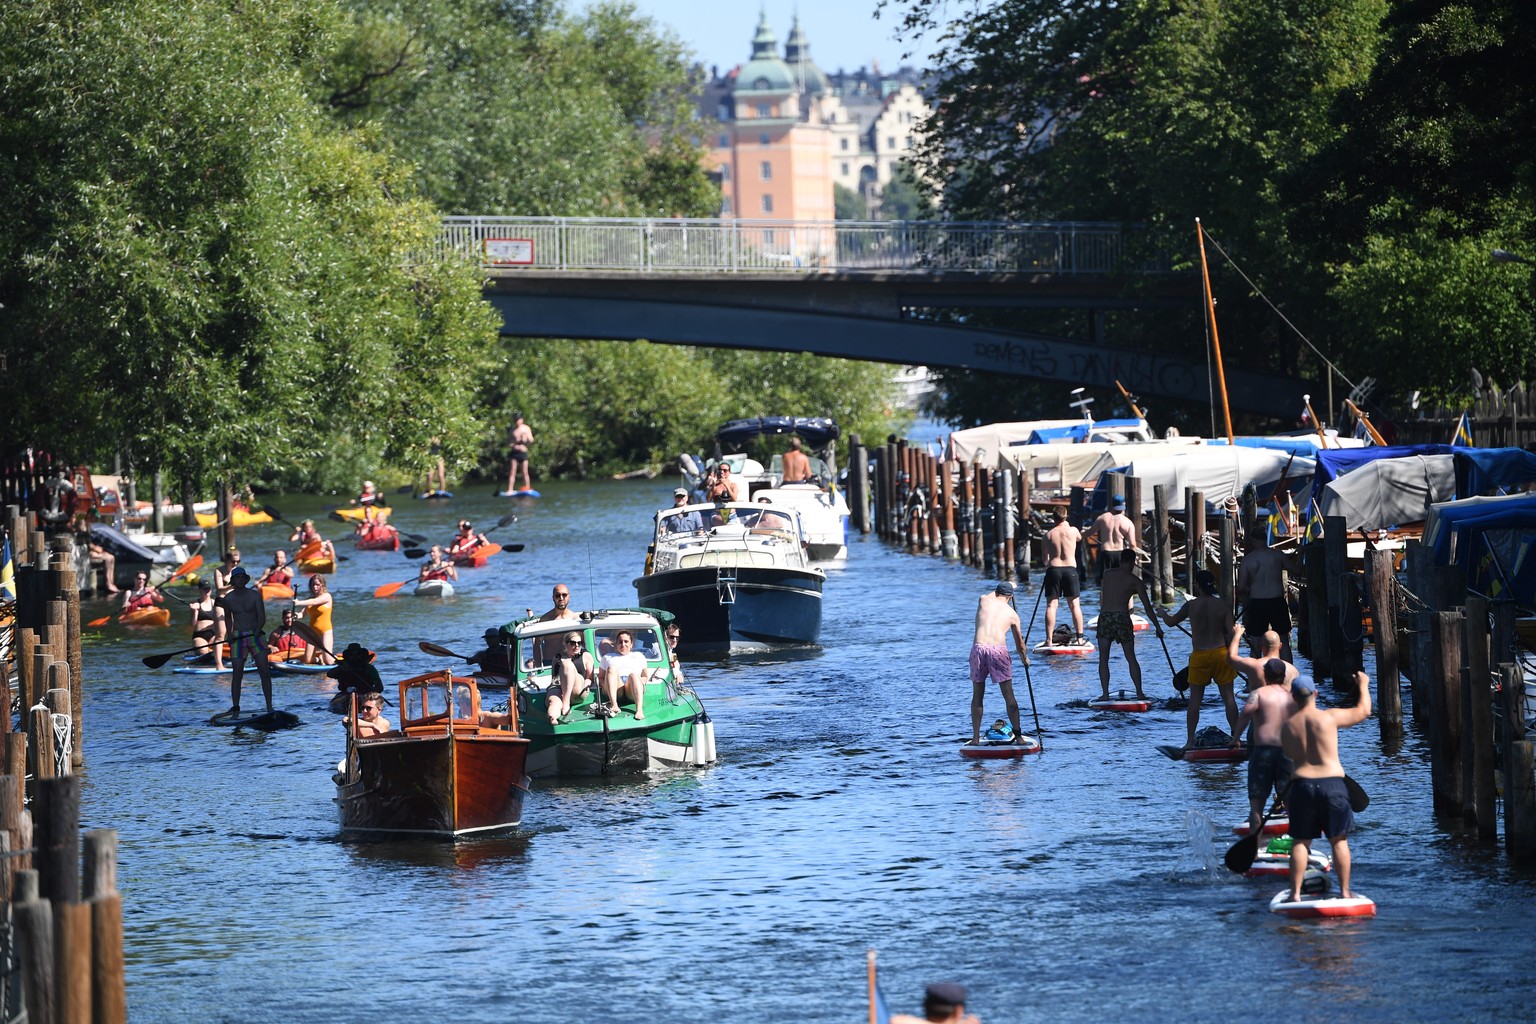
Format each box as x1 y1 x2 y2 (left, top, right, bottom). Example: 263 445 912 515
1247 848 1331 878
960 735 1042 759
1268 889 1375 919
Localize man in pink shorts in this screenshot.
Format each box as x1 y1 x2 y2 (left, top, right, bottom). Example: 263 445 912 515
969 581 1029 745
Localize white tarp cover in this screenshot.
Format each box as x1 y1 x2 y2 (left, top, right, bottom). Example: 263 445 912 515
1002 440 1207 493
946 421 1084 468
1108 448 1316 513
1319 454 1454 531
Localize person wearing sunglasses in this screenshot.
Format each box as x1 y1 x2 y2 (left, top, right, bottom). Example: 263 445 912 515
546 631 596 725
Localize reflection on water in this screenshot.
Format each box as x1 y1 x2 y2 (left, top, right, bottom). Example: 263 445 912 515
72 477 1536 1022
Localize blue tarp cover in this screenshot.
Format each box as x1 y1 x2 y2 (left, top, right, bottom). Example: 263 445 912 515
1314 444 1457 489
1425 494 1536 604
1452 447 1536 498
716 416 839 450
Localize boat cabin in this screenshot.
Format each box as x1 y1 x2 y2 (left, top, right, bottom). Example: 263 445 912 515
383 671 508 737
648 503 810 574
510 611 676 696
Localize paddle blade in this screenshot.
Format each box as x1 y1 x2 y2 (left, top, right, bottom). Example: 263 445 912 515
291 621 324 647
1155 744 1187 761
399 532 428 545
1344 775 1370 812
418 641 464 659
87 615 111 628
1224 832 1263 874
374 580 410 599
505 543 525 553
261 504 283 520
402 548 426 560
142 647 196 670
170 553 204 581
479 543 502 558
395 485 413 494
1172 667 1190 693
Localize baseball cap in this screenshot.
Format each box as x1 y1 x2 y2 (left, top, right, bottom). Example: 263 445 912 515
995 581 1016 596
925 984 967 1011
674 487 689 498
1111 495 1126 508
1291 675 1316 698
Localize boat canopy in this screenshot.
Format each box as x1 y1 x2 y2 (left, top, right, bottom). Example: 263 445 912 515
1317 454 1453 531
1026 418 1153 445
1207 434 1367 457
1002 439 1202 493
1313 444 1457 490
1095 448 1314 513
716 416 839 451
1424 493 1536 604
1452 447 1536 498
947 420 1083 466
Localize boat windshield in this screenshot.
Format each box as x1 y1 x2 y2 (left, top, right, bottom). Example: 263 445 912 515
403 677 480 725
592 626 664 662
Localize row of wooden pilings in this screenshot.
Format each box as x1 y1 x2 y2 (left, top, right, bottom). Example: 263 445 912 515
4 508 129 1022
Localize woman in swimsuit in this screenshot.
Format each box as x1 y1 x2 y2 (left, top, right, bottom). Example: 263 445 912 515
292 574 335 664
189 579 227 670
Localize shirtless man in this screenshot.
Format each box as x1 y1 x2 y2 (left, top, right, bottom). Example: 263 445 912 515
531 583 579 665
1282 673 1372 901
354 694 392 738
1236 658 1298 837
968 582 1027 745
547 631 597 724
1227 623 1297 692
1236 534 1297 660
1085 494 1143 579
1041 507 1085 644
215 567 274 717
506 414 534 493
1096 562 1161 700
780 437 812 484
1161 570 1240 747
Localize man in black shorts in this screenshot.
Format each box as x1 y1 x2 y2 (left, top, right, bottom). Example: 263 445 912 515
1237 533 1297 660
1281 673 1372 901
1041 507 1085 643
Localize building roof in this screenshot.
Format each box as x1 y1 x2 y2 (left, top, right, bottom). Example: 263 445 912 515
784 16 830 97
734 11 795 95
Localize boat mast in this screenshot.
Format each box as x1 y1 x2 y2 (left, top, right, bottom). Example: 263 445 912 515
1196 218 1236 445
1344 398 1387 445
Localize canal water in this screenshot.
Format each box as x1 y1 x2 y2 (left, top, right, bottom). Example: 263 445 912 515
77 470 1536 1022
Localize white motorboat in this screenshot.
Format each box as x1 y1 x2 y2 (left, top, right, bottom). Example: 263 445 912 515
750 485 848 561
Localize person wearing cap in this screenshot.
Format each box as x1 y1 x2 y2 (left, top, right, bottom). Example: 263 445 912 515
1085 493 1144 580
1281 672 1372 902
215 566 275 718
1042 506 1086 645
1096 560 1161 701
506 413 534 493
1236 532 1298 661
352 480 381 507
889 982 979 1024
468 627 515 678
189 578 227 670
328 642 383 696
1160 570 1241 748
447 519 488 562
269 608 309 662
663 489 704 534
968 581 1027 746
546 630 597 724
1236 657 1300 838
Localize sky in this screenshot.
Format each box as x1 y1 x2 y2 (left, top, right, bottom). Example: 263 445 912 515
592 1 939 76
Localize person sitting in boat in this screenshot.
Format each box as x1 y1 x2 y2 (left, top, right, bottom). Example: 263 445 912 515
353 480 381 507
597 629 650 719
705 461 741 504
546 630 597 725
269 609 308 661
189 579 227 670
290 520 336 566
780 436 813 484
663 621 684 682
292 574 336 665
354 693 391 738
663 489 704 534
419 545 458 584
469 627 515 677
87 539 121 595
255 549 293 590
120 572 164 614
329 642 383 696
214 547 243 594
447 519 487 560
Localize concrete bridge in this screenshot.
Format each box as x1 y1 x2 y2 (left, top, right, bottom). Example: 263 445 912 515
440 216 1311 419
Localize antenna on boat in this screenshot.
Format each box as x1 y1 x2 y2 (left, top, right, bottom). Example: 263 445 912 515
1069 387 1095 426
587 542 595 610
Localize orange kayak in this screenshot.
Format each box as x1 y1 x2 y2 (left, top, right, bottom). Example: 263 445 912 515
451 542 501 568
261 583 296 601
119 607 171 628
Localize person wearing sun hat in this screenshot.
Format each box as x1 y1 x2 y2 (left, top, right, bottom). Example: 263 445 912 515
967 581 1026 747
214 566 274 719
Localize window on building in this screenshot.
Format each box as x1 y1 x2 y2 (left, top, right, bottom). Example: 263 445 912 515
759 133 770 146
760 161 772 181
841 162 850 175
887 136 897 149
756 103 772 117
840 138 849 151
723 197 733 214
903 137 911 149
718 134 729 148
762 195 774 213
720 164 731 182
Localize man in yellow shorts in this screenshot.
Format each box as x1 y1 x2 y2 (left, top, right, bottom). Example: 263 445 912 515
1160 570 1241 748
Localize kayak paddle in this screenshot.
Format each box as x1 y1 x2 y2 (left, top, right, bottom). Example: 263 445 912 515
88 553 204 627
142 626 253 670
419 640 475 662
374 574 424 599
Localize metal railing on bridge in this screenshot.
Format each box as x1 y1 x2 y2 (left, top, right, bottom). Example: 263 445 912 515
437 216 1157 275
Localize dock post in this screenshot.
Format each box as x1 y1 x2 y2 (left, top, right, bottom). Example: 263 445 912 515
1323 516 1352 685
1152 484 1173 604
14 869 55 1024
1187 490 1206 573
958 462 973 564
997 469 1015 581
1303 541 1330 678
1217 517 1236 609
1462 597 1497 839
1432 611 1465 816
84 829 128 1024
927 454 942 554
849 437 869 536
1015 462 1030 580
1366 546 1403 738
940 455 957 559
1508 742 1536 861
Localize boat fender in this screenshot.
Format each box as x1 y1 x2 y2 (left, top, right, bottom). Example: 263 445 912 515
701 710 716 763
679 453 702 486
690 712 709 766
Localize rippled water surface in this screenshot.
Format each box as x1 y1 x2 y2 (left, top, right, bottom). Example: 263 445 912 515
75 469 1536 1023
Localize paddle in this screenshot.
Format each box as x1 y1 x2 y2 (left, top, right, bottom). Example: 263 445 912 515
419 640 475 662
143 628 253 670
1014 588 1044 745
1344 774 1369 812
88 553 204 627
405 542 523 560
1224 780 1293 874
374 572 426 599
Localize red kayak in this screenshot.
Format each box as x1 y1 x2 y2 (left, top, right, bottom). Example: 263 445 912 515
355 526 400 551
451 542 501 568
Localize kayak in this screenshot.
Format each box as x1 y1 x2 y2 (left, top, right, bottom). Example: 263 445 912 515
1268 890 1375 919
1088 691 1151 712
260 583 295 601
119 606 171 628
450 542 501 568
960 735 1042 759
355 528 400 551
195 506 273 529
272 661 335 675
331 505 390 522
1088 613 1152 632
298 556 336 575
1034 639 1094 656
415 579 455 599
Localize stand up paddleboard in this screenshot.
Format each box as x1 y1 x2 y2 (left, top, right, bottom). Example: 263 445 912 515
960 735 1043 759
1247 848 1331 878
1089 690 1152 712
173 665 232 675
209 709 301 730
418 490 454 500
1233 816 1290 837
1268 889 1375 919
497 489 541 498
1034 639 1094 656
1156 743 1247 763
272 661 335 675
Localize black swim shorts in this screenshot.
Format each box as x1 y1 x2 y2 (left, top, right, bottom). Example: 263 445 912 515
1044 565 1080 601
1248 744 1293 802
1287 776 1353 841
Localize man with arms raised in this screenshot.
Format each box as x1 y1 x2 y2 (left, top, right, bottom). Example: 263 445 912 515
1160 570 1241 747
968 582 1027 745
1096 562 1161 701
1041 507 1085 645
215 567 275 719
1236 534 1297 660
1282 673 1371 901
1236 658 1297 838
1227 623 1297 692
1085 494 1143 579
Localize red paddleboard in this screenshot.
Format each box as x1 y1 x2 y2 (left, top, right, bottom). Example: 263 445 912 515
1157 743 1247 762
1089 691 1152 712
1034 640 1094 656
1088 613 1152 632
1268 890 1375 919
960 735 1042 759
1233 817 1291 837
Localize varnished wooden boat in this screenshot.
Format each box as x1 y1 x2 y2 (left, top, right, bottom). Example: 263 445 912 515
334 672 529 838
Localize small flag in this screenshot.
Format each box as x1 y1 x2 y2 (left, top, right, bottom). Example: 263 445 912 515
1451 411 1474 447
1303 499 1324 544
0 536 13 600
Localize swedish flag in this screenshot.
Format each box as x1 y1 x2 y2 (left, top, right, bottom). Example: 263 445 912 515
1302 500 1324 544
1 535 13 600
1451 411 1474 447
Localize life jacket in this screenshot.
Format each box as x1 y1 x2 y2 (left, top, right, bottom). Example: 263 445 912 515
126 589 157 612
423 562 452 582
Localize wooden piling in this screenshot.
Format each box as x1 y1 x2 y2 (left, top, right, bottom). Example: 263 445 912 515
1402 540 1429 725
927 454 942 554
1462 597 1497 840
1303 541 1330 677
1187 490 1206 573
850 439 870 535
997 469 1015 581
958 461 973 564
1367 547 1403 737
1324 516 1351 685
85 829 128 1024
1217 517 1236 608
1432 611 1464 816
1508 742 1536 861
34 774 80 904
1152 484 1173 604
15 872 56 1024
56 900 92 1024
0 773 26 890
1015 463 1030 579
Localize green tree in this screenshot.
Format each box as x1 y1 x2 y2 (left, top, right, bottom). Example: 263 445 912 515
876 162 932 221
834 183 867 220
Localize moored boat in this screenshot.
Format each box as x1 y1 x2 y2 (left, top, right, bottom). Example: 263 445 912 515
751 485 849 561
634 501 825 654
510 609 715 777
334 672 530 837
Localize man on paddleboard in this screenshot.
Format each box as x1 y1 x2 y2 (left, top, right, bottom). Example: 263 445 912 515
1085 494 1143 580
1282 673 1371 902
1042 507 1086 645
1227 624 1297 692
506 414 534 494
968 581 1027 746
1096 562 1160 701
889 982 979 1024
1236 658 1298 838
215 567 274 717
1160 570 1241 747
1236 534 1297 660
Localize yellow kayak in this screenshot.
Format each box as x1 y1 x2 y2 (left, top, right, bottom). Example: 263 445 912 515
331 505 390 522
298 557 336 575
195 506 274 528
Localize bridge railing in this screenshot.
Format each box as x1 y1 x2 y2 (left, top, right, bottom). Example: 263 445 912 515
436 216 1154 275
